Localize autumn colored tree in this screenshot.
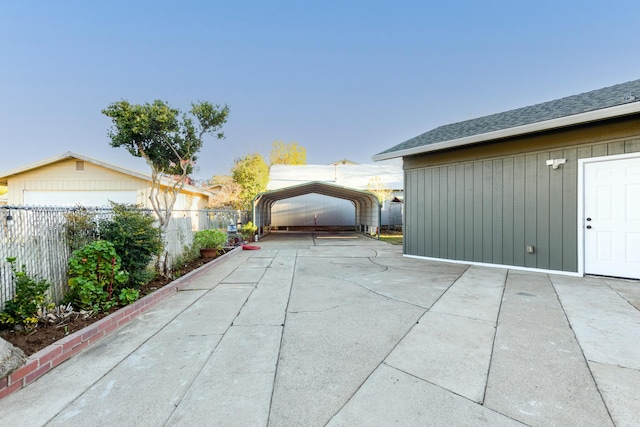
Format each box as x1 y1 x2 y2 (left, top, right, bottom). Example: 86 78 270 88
367 176 392 205
231 153 269 209
269 141 306 165
209 142 306 210
207 175 244 210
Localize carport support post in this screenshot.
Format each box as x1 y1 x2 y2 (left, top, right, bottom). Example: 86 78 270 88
252 194 260 239
377 200 381 239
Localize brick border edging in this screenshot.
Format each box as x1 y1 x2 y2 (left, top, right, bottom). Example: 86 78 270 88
0 246 243 400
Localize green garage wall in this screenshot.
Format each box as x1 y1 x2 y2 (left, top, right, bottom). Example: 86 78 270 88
404 130 640 272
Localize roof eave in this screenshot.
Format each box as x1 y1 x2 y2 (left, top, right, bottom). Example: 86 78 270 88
0 151 151 182
372 101 640 161
0 151 212 198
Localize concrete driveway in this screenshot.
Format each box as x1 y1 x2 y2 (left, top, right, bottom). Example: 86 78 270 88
1 231 638 426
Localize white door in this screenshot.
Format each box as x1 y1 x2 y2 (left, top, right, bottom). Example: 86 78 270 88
584 156 640 279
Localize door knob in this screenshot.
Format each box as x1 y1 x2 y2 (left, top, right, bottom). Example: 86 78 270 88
586 217 592 221
586 225 592 229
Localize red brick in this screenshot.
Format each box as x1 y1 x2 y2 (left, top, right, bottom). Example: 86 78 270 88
0 379 24 399
32 346 63 368
29 345 63 365
101 322 118 335
123 305 135 317
51 352 70 368
88 331 106 345
60 334 83 352
63 341 89 359
25 362 51 384
7 361 38 385
116 315 131 327
80 326 99 341
94 316 114 331
108 310 125 323
49 341 89 369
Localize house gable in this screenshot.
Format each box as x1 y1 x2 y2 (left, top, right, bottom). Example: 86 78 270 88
12 158 148 190
0 152 212 208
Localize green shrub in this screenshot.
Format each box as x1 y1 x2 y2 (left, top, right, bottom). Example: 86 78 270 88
63 206 99 252
239 221 258 240
193 229 227 251
99 203 163 288
118 288 140 305
0 257 51 331
66 240 129 312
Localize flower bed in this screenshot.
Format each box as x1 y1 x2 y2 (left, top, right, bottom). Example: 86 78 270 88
0 246 241 400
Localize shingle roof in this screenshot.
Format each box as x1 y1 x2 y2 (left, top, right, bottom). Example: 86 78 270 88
375 79 640 158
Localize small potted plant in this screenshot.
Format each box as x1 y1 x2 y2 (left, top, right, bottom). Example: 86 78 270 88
193 229 227 258
239 221 258 242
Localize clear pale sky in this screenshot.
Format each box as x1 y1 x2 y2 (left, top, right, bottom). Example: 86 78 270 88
1 1 639 182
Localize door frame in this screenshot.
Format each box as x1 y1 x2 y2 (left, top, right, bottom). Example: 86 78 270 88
577 151 640 276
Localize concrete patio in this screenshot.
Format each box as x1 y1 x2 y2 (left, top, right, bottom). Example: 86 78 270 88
0 231 638 426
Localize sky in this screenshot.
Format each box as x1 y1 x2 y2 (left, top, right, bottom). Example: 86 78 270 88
1 1 640 183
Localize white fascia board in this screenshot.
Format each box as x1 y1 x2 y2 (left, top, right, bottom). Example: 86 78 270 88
0 151 211 198
372 102 640 162
0 151 151 182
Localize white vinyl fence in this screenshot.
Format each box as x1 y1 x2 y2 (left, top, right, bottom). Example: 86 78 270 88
0 206 249 308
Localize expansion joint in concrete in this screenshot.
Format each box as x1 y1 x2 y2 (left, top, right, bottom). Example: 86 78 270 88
266 250 298 427
549 275 616 425
480 268 509 405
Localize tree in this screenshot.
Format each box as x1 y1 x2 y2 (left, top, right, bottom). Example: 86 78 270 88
269 141 306 165
367 176 393 205
207 175 244 210
102 99 229 234
231 153 269 209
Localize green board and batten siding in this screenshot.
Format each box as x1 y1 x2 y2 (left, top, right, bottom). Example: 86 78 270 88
403 136 640 272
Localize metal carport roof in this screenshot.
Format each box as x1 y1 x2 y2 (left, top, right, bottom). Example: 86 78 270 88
252 181 381 238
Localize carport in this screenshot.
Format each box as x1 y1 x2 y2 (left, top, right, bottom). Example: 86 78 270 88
252 181 381 239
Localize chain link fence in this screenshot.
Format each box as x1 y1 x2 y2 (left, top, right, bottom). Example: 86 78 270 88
0 206 250 308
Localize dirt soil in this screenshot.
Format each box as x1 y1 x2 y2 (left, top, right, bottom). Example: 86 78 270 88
0 256 217 357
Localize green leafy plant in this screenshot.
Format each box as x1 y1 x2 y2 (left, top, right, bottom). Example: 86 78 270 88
171 244 200 273
239 222 258 240
99 203 163 288
66 240 129 312
118 288 140 305
0 257 51 331
63 206 99 252
193 229 227 252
